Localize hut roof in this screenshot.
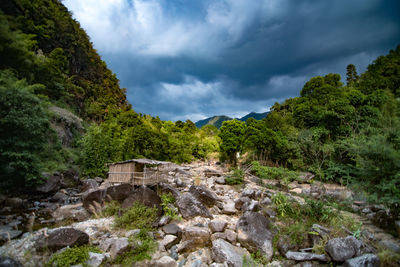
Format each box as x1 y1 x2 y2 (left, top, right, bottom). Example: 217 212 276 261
107 158 173 166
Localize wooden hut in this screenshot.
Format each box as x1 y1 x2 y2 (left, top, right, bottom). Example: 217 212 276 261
107 159 173 185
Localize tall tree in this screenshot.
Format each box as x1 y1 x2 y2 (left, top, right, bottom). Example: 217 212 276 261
346 64 359 85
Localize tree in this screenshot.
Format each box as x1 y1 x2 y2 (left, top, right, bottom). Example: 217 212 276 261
218 120 245 165
346 64 359 85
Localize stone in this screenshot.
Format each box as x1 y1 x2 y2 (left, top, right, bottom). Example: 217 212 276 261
241 188 256 199
50 192 68 203
81 179 99 192
36 173 61 193
37 228 89 251
163 224 182 237
237 212 274 261
242 200 259 212
87 252 106 267
0 226 22 243
298 172 315 183
0 256 24 267
309 224 331 247
82 189 107 213
234 197 250 210
159 216 172 226
189 185 220 207
261 197 272 205
343 254 380 267
224 229 237 244
5 198 25 209
325 236 362 262
170 245 179 260
121 186 162 216
153 255 178 267
109 237 129 260
285 251 329 262
379 240 400 253
177 226 211 253
159 183 181 199
176 193 213 219
106 183 133 202
211 239 249 267
94 177 104 184
215 177 226 185
52 203 90 222
209 220 227 233
162 235 179 250
222 201 236 215
277 235 295 256
211 232 226 241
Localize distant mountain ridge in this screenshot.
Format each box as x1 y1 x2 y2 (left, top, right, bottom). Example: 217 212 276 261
195 111 269 128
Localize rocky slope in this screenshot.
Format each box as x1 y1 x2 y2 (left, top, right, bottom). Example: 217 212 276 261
0 162 399 266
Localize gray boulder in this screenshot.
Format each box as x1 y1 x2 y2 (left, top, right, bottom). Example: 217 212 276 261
109 237 129 260
343 254 380 267
81 179 99 192
285 251 329 262
163 223 182 237
50 191 68 203
52 203 90 222
176 193 213 219
209 220 227 233
36 173 61 193
37 228 89 251
0 256 24 267
0 226 22 243
87 252 107 267
106 183 133 202
153 255 177 267
177 226 210 253
211 238 249 267
161 235 179 250
82 189 107 213
121 186 162 216
325 236 362 262
189 185 220 207
237 212 274 260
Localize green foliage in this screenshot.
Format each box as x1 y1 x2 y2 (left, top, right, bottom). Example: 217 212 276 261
0 71 51 188
225 168 244 185
45 245 101 267
102 200 121 217
219 120 245 165
160 193 180 220
243 250 269 266
114 202 158 230
252 161 299 185
272 192 299 218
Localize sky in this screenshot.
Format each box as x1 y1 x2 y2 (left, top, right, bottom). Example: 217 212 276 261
64 0 400 122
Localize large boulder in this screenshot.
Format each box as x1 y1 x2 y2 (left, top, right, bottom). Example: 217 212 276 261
81 179 99 192
121 186 162 216
285 251 329 262
177 226 211 253
82 189 107 213
52 203 90 222
236 212 274 261
37 228 89 251
343 254 380 267
106 183 133 202
109 237 129 260
325 236 362 262
176 193 213 219
36 173 61 193
159 183 180 199
0 256 24 267
211 238 249 267
153 256 177 267
189 185 220 207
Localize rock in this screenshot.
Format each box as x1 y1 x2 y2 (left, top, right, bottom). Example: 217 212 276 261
0 256 24 267
162 235 179 250
215 177 226 185
177 226 210 253
237 212 274 261
87 252 107 267
153 256 177 267
109 237 129 260
176 178 185 188
379 239 400 253
298 172 314 183
81 179 99 192
241 188 256 199
82 188 107 213
159 183 181 199
106 183 133 202
5 198 25 209
176 193 213 219
234 197 250 210
36 173 61 193
285 251 328 262
163 224 182 237
211 239 249 267
309 224 331 247
209 220 227 233
50 192 68 203
224 229 237 244
343 254 380 267
222 201 236 215
52 203 90 222
189 186 220 207
0 226 22 243
325 236 362 262
37 228 89 251
159 216 172 226
242 200 259 212
94 177 104 184
261 197 272 205
121 186 162 216
277 235 295 256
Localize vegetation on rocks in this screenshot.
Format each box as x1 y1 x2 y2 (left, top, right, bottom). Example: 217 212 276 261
45 245 101 267
114 201 158 230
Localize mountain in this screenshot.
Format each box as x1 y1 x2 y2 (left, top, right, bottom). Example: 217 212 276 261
195 111 269 128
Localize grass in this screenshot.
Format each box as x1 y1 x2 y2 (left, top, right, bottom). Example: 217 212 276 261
252 161 299 186
45 245 101 267
102 200 121 217
160 193 181 220
226 168 245 185
243 250 269 266
114 201 158 230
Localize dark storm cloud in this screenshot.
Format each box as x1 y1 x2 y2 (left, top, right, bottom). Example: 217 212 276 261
65 0 400 121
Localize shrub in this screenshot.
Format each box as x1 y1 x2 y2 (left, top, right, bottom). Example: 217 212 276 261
272 192 299 218
102 200 121 217
160 193 180 220
45 246 101 267
251 161 298 185
114 201 158 230
225 168 244 185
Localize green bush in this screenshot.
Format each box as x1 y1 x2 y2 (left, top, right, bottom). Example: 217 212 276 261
272 192 299 218
225 168 244 185
46 246 101 267
102 200 121 217
160 193 180 220
114 202 158 230
252 161 298 185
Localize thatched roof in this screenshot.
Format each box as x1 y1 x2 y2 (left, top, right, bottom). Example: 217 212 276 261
107 158 173 166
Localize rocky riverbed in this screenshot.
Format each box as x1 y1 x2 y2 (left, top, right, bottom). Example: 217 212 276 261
0 162 399 266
